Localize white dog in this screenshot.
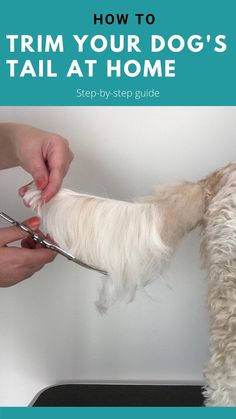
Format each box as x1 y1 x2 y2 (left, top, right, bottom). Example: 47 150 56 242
23 181 204 313
22 163 236 406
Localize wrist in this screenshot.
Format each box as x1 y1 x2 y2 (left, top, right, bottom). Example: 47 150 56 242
0 123 21 168
0 123 37 169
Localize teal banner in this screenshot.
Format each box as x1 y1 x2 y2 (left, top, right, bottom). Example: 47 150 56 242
0 0 235 105
0 408 236 419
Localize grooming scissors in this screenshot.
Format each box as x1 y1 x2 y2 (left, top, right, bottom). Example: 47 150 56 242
0 212 107 275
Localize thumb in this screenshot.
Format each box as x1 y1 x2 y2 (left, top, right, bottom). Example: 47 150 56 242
0 217 40 247
24 156 49 190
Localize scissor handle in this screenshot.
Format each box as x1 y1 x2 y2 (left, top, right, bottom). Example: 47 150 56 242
0 211 107 275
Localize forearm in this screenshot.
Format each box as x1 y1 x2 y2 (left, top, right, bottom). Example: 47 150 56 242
0 123 19 169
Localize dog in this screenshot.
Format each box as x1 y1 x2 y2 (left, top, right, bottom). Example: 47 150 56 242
22 162 236 406
200 161 236 406
22 163 231 312
22 181 205 313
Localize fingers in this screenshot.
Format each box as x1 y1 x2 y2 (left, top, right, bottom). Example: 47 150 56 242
18 138 74 203
21 231 51 249
21 229 44 249
0 246 56 287
0 217 40 247
41 167 65 202
21 247 56 265
21 236 38 249
24 152 49 191
41 139 74 202
18 181 34 198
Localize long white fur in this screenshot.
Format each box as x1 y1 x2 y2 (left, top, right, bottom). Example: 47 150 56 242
23 185 169 312
201 170 236 406
22 163 236 405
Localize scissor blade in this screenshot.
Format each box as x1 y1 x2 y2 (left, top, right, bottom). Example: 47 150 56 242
42 239 107 274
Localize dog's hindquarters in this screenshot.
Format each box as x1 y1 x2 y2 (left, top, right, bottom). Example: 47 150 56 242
201 172 236 406
144 182 206 247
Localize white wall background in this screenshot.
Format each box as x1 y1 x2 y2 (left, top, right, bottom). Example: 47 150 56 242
0 107 235 406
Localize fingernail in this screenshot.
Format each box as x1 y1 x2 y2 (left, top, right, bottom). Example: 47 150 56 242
19 186 28 197
26 217 40 229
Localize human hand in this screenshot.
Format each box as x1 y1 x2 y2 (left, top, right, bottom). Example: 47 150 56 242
0 217 56 287
7 124 74 202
